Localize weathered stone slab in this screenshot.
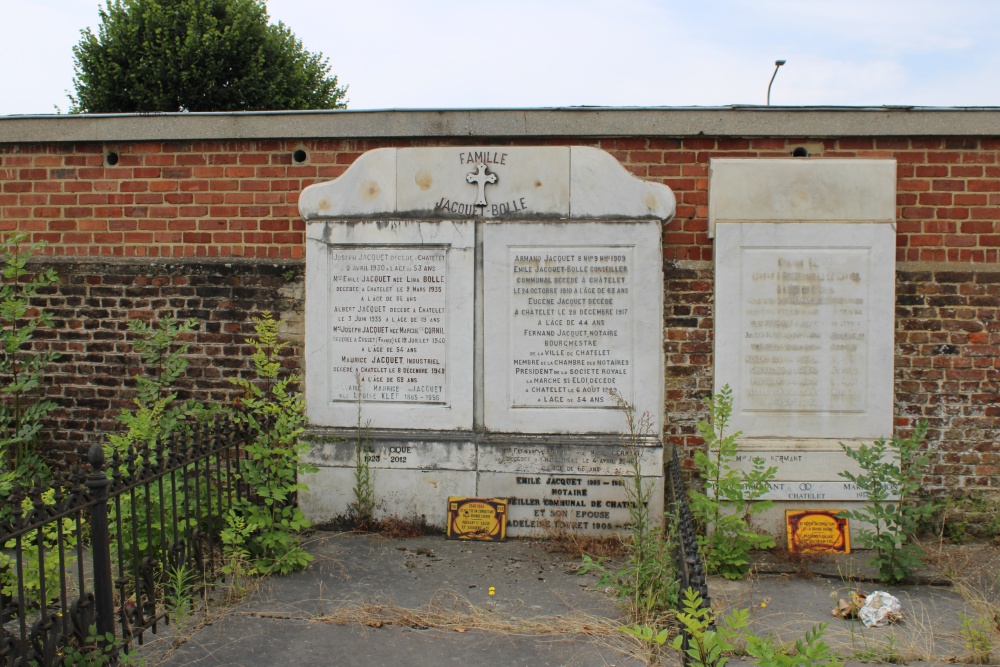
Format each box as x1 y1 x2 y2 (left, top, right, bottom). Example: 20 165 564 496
477 442 661 476
299 146 675 221
708 159 897 236
714 222 895 439
305 220 475 430
483 221 663 433
727 441 872 480
300 467 477 527
304 434 476 470
477 472 663 537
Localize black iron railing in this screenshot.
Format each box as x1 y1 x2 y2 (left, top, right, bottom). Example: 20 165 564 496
666 443 712 660
0 416 252 666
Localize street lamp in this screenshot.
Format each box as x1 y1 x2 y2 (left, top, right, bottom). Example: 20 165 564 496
767 59 786 106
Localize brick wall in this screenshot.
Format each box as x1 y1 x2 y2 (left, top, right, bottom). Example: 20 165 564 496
1 133 997 496
28 260 303 461
2 137 998 263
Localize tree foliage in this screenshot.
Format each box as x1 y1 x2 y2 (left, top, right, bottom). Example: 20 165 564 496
71 0 347 113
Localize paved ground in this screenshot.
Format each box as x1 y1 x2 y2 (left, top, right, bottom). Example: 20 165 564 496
133 532 997 667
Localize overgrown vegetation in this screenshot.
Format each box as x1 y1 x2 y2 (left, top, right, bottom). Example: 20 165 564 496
349 371 376 530
690 385 777 579
105 316 215 581
0 233 59 511
838 420 937 583
106 317 207 455
0 489 79 609
226 311 315 574
958 611 993 664
580 390 678 633
627 588 842 667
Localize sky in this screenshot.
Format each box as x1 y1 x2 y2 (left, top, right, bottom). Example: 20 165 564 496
2 0 1000 116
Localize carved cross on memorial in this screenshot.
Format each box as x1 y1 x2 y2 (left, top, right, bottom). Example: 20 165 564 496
466 163 497 207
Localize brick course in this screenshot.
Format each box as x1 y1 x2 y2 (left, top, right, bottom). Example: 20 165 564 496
2 137 998 263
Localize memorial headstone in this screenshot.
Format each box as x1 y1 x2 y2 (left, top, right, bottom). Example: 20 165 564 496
299 147 675 535
709 158 898 535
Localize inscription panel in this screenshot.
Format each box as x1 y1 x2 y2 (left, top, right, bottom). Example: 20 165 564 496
478 442 661 476
715 223 895 439
478 472 664 537
741 248 868 413
509 247 633 408
328 247 448 405
484 222 663 434
759 481 899 502
305 220 474 430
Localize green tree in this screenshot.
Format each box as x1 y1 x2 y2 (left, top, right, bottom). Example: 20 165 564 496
71 0 347 113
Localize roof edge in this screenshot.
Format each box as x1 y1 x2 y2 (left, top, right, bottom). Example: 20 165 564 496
2 107 999 144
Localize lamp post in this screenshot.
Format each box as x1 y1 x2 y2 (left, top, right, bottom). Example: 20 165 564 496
767 59 786 106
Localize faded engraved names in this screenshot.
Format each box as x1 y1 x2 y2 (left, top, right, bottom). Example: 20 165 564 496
508 247 632 407
327 247 448 404
741 249 868 413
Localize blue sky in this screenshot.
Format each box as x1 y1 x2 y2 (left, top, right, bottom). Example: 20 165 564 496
2 0 999 115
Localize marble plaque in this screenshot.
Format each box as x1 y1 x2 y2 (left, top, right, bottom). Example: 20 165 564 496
715 223 895 439
477 442 661 476
483 222 663 433
758 480 899 502
477 472 664 537
304 436 476 470
305 220 474 430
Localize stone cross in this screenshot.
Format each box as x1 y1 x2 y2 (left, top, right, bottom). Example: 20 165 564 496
466 164 497 207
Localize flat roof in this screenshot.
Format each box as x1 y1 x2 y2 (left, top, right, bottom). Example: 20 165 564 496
2 106 999 143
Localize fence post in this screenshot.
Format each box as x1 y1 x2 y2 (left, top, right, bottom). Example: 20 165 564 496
86 444 116 642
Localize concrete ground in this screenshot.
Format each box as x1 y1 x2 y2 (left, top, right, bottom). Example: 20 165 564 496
133 532 997 667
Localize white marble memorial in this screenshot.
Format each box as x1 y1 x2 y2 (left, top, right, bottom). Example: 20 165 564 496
305 220 475 430
299 146 675 535
483 222 663 434
710 158 897 538
714 222 896 439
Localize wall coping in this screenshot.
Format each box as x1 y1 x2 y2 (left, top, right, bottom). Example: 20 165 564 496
2 107 1000 143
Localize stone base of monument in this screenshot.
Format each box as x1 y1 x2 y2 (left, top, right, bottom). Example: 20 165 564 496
300 428 663 537
728 439 895 543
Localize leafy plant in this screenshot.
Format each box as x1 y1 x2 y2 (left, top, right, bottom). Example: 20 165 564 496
665 587 750 667
105 316 212 583
163 561 198 627
228 311 316 574
106 317 205 455
349 371 376 530
580 389 678 627
628 588 841 667
958 612 992 664
838 420 937 583
59 625 143 666
0 489 78 608
689 385 777 579
0 233 59 508
744 623 843 667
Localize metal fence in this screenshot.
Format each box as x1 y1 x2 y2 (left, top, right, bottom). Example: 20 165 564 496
1 416 252 666
666 442 712 660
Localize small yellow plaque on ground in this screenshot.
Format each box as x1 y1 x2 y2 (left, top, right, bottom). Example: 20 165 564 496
447 497 507 541
786 510 850 554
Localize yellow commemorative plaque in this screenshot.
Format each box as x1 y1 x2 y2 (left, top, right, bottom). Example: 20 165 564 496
786 510 850 554
447 497 507 541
